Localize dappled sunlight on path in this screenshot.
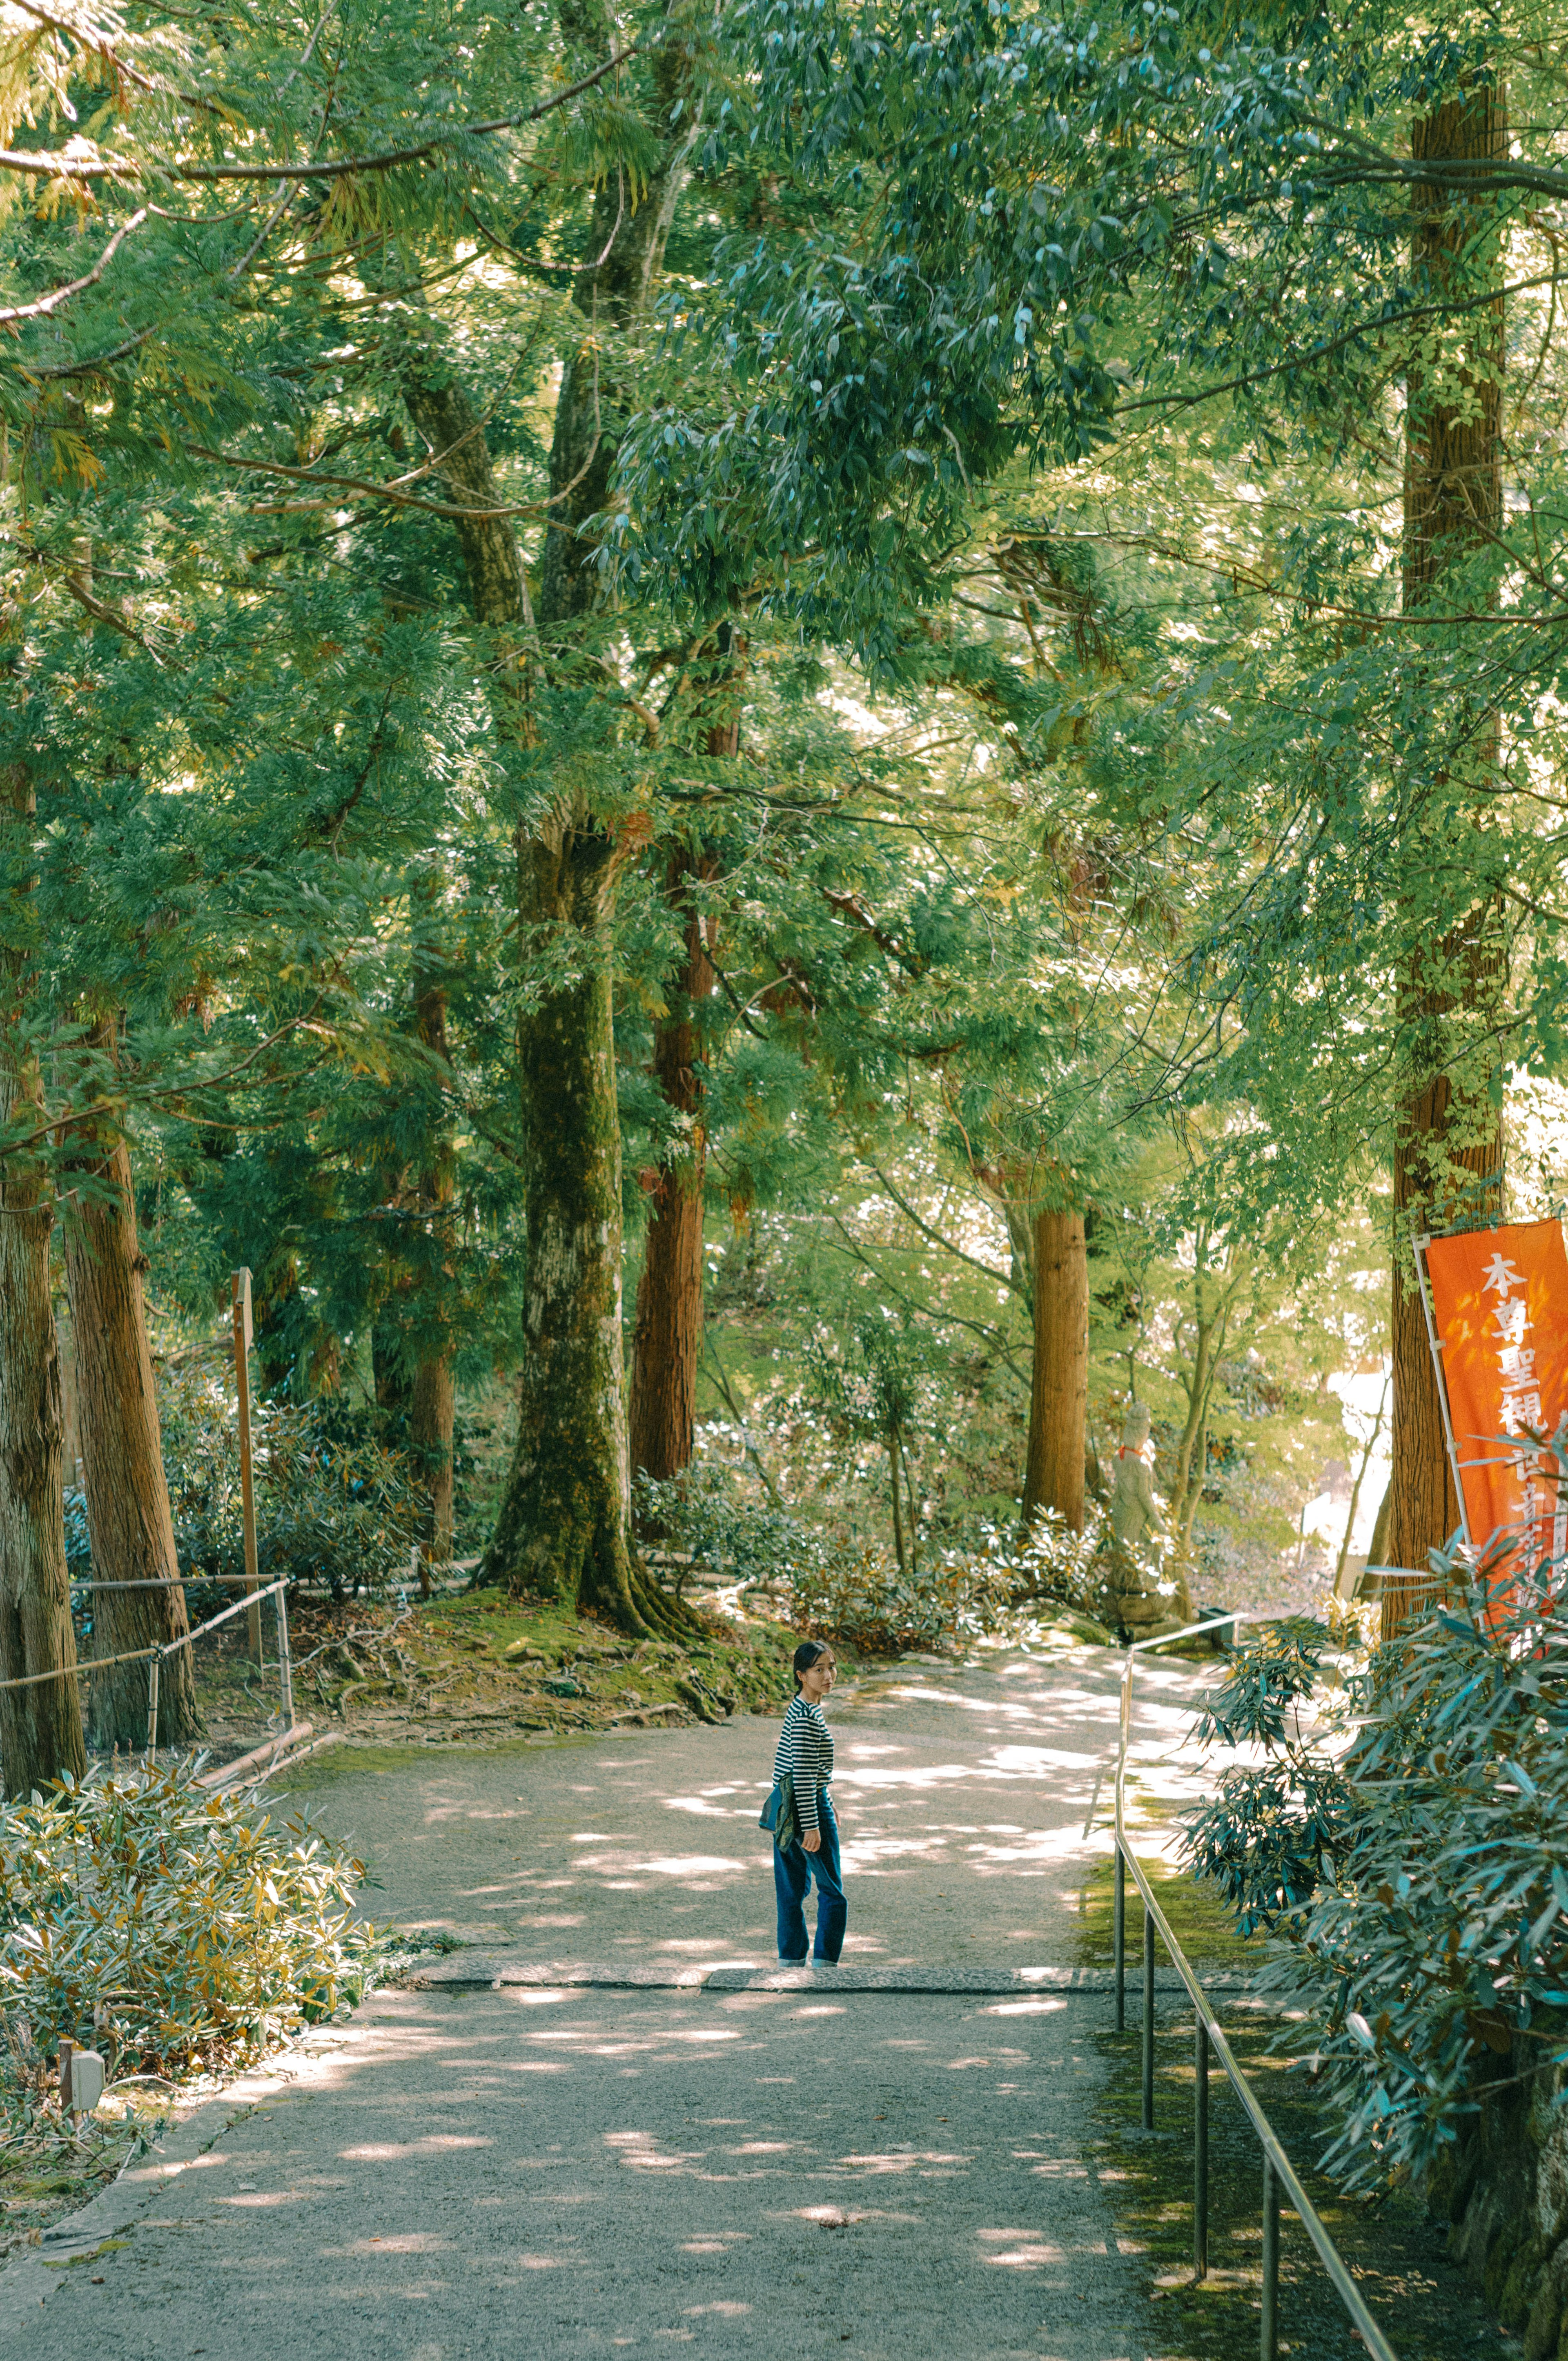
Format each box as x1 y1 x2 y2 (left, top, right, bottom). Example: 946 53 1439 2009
10 1639 1228 2358
24 1985 1149 2360
282 1636 1222 1974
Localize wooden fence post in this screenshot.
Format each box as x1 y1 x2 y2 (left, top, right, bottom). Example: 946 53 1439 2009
232 1269 261 1661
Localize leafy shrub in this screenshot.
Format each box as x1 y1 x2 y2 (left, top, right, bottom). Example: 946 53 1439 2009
782 1541 1008 1653
1182 1617 1356 1934
1180 1564 1568 2193
791 1511 1120 1655
157 1364 424 1598
639 1465 1120 1653
634 1465 822 1598
0 1760 377 2134
637 1463 1007 1650
959 1508 1117 1626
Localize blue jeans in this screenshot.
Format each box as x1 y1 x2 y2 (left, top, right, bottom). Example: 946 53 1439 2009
774 1792 846 1962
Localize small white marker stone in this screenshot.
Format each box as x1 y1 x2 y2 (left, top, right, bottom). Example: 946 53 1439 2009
70 2049 105 2115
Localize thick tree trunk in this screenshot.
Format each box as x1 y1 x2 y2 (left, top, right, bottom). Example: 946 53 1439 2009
61 1020 198 1748
889 1435 908 1575
1385 82 1508 1638
409 958 455 1561
629 853 717 1493
628 1154 706 1491
1021 1207 1087 1531
479 831 687 1626
0 1095 82 1798
629 648 739 1505
410 1355 454 1561
0 761 85 1794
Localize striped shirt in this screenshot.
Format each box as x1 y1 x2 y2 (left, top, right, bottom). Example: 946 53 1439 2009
773 1693 834 1835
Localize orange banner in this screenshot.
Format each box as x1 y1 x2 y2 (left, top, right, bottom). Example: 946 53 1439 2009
1423 1219 1568 1594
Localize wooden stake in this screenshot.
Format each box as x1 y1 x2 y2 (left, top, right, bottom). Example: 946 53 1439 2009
233 1269 261 1661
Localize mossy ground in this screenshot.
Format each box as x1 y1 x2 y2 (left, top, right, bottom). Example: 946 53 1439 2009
1075 1849 1256 1974
1073 1857 1512 2359
203 1582 820 1769
0 2112 168 2266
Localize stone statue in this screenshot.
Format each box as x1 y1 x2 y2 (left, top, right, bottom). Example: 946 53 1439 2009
1111 1404 1166 1551
1105 1404 1193 1637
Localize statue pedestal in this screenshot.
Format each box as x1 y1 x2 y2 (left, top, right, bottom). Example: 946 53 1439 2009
1105 1543 1194 1641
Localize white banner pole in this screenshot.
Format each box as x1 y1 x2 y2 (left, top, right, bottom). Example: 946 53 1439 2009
1412 1232 1472 1547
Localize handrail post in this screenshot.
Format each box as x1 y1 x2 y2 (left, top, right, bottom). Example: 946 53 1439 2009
1114 1843 1126 2031
1141 1900 1156 2130
1194 2016 1209 2280
1261 2154 1279 2361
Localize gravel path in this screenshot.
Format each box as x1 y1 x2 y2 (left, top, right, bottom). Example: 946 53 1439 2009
2 1636 1220 2361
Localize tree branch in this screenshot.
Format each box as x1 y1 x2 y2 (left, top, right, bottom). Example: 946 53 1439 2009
0 206 151 323
0 42 644 186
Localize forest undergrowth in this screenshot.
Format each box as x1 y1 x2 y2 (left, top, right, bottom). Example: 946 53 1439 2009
0 1760 382 2263
279 1583 804 1750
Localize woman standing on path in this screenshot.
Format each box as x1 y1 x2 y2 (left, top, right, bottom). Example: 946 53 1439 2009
771 1641 846 1965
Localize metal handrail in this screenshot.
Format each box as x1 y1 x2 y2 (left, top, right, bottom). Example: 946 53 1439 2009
1114 1618 1398 2361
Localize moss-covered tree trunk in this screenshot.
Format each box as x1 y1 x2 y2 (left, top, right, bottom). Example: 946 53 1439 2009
479 830 643 1610
1385 82 1508 1636
0 1069 82 1797
409 949 455 1561
1021 1206 1087 1532
60 1017 198 1748
0 765 84 1796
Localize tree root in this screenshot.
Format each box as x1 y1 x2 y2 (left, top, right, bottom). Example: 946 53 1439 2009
627 1559 706 1641
492 1543 707 1643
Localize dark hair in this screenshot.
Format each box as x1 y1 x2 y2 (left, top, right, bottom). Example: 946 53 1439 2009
793 1639 832 1692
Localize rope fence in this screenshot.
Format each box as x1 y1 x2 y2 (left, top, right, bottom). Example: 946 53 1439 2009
0 1576 296 1762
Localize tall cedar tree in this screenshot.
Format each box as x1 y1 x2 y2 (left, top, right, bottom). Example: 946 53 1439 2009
1385 83 1509 1624
628 631 740 1497
60 1016 198 1747
0 761 84 1797
406 38 698 1631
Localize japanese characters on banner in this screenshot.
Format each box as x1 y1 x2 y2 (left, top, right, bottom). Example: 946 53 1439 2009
1422 1219 1568 1602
